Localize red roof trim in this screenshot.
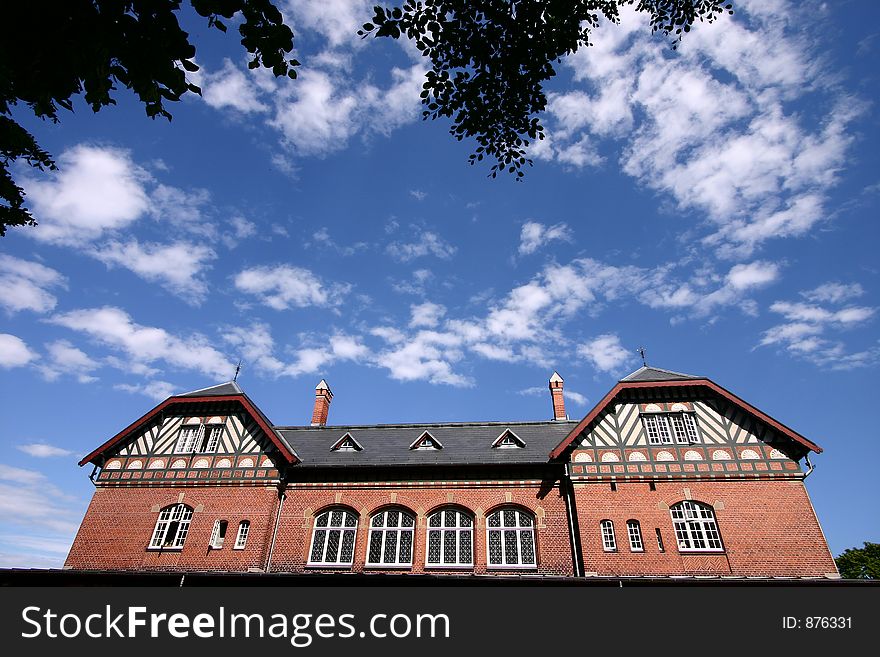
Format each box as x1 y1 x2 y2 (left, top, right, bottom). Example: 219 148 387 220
549 379 821 460
78 394 298 467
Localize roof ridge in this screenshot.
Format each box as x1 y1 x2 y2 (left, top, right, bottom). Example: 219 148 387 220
275 419 579 431
619 365 702 382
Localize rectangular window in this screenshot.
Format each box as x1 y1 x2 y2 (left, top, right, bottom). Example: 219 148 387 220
201 425 222 453
655 528 665 552
174 424 203 453
642 413 701 445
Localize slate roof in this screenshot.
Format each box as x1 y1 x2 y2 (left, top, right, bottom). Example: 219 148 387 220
276 421 578 467
619 366 703 383
177 381 244 397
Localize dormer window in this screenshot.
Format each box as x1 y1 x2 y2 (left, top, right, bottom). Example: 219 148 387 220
331 432 364 452
492 428 525 449
410 431 443 450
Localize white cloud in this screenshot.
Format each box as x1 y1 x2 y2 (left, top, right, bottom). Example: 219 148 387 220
22 145 150 246
17 443 74 458
0 464 82 535
48 307 234 380
759 286 878 369
285 0 373 49
409 302 447 328
726 261 780 290
114 380 178 401
0 334 37 368
541 3 861 256
148 184 213 232
386 230 457 262
518 221 574 255
518 385 589 407
91 240 215 302
38 340 100 383
577 334 633 373
802 282 864 304
230 215 258 240
199 58 270 114
0 255 66 314
410 190 427 201
234 264 351 310
311 227 369 256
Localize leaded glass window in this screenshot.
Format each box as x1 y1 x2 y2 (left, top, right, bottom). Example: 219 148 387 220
627 520 643 552
308 509 359 566
366 509 415 567
486 508 536 568
670 501 723 552
426 508 473 567
600 519 616 551
149 503 193 549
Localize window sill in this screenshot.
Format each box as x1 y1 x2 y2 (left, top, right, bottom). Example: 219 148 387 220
306 563 354 570
146 546 183 552
678 550 725 554
424 564 474 570
486 565 538 571
364 564 413 570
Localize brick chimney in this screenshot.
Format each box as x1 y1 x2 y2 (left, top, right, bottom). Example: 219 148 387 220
311 379 333 426
549 371 566 421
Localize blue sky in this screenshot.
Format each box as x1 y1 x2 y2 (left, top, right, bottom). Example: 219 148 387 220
1 0 877 568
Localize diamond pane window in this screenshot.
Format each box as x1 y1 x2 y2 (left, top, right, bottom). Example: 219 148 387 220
425 508 474 568
149 503 193 549
669 501 724 552
366 509 415 567
485 508 536 568
308 509 359 566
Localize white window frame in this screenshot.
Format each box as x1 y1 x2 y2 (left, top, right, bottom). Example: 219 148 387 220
234 520 250 550
486 508 537 569
148 503 193 550
201 424 222 453
174 424 203 454
670 501 724 552
209 519 228 549
308 509 359 567
627 520 644 552
641 412 701 445
600 519 617 552
366 509 415 568
425 508 474 568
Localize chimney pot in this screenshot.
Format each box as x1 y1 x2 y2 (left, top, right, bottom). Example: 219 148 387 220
311 379 333 426
549 371 566 421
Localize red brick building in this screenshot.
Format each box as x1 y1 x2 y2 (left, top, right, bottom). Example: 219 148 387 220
64 366 839 579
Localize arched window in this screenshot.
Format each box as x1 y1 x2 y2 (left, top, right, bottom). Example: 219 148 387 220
669 501 723 552
148 503 193 549
209 520 228 548
627 520 644 552
234 521 251 550
367 508 415 567
308 508 358 567
600 519 616 551
486 508 536 568
426 508 473 567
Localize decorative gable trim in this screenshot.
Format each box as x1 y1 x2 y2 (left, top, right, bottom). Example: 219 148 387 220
409 430 443 450
78 394 298 467
331 432 364 452
549 379 822 460
492 428 526 448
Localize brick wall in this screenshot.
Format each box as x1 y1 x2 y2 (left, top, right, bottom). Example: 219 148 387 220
64 486 279 571
574 479 837 577
269 482 574 576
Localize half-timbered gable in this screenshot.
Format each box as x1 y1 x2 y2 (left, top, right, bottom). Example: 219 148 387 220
558 367 814 481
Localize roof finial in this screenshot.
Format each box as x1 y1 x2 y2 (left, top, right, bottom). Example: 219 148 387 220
233 359 242 382
637 347 648 367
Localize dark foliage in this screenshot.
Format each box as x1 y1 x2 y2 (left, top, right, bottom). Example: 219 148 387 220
835 542 880 580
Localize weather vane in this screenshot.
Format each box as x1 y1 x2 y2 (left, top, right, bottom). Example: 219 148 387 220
637 347 648 367
233 359 242 382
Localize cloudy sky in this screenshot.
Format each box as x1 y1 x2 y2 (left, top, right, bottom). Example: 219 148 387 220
1 0 878 567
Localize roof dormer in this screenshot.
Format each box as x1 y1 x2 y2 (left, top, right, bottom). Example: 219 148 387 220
492 428 526 449
409 430 443 450
330 432 363 452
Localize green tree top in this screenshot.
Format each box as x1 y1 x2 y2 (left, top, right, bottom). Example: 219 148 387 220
835 542 880 580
